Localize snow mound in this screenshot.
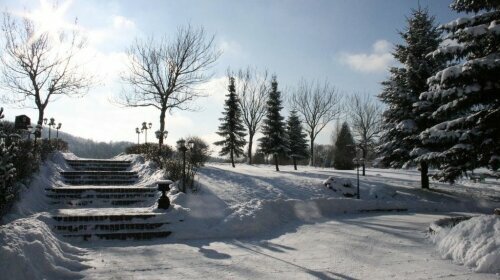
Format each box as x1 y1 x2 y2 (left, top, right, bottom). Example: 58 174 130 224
323 176 357 197
432 215 500 273
0 215 90 280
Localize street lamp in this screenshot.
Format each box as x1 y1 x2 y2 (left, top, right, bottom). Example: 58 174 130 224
141 122 152 143
135 127 141 145
177 139 189 193
56 123 62 139
353 157 364 199
47 117 56 140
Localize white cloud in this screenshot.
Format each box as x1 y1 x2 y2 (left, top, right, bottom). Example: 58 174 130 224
338 40 394 73
112 15 135 29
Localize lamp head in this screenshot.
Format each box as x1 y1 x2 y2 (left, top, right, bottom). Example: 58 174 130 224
136 127 140 134
148 122 152 129
49 118 55 126
188 140 195 149
57 123 62 129
142 122 147 130
43 118 47 124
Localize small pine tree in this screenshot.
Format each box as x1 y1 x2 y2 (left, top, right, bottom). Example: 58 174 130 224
415 1 500 182
259 76 289 171
378 7 444 188
214 77 247 168
333 122 356 170
0 107 17 211
287 110 309 170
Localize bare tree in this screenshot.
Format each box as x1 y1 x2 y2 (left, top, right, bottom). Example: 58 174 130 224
290 79 341 166
234 67 268 164
119 25 221 146
0 12 92 125
347 93 382 175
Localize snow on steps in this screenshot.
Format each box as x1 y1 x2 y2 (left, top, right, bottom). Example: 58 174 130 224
45 186 157 207
47 158 172 241
61 171 138 185
50 209 172 240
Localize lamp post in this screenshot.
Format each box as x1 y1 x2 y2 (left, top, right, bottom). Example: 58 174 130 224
176 139 195 193
155 130 168 151
353 157 364 199
177 139 188 193
47 117 56 140
135 127 141 145
56 123 62 139
141 122 152 143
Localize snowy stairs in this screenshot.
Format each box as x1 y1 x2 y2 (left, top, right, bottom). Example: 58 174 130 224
47 159 171 240
46 186 157 206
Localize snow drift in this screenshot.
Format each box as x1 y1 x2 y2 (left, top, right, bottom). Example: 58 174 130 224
432 215 500 273
0 215 90 280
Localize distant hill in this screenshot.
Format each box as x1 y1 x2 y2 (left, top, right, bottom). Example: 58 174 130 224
41 128 133 159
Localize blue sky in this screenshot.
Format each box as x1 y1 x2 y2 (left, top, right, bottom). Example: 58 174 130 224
1 0 459 149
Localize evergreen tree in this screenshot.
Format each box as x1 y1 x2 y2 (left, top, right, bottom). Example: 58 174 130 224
259 76 289 171
333 122 356 170
214 77 247 168
378 7 444 188
287 110 309 170
415 1 500 182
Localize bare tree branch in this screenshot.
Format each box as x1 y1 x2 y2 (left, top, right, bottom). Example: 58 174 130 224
0 12 93 124
118 25 221 146
346 92 382 175
290 79 341 166
232 66 268 164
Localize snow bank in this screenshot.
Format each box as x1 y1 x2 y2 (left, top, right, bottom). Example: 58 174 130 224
432 215 500 273
0 215 90 280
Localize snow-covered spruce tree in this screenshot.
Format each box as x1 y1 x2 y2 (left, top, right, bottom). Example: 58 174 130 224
214 77 247 168
333 122 356 170
378 7 444 189
0 107 17 212
415 1 500 182
259 76 289 171
287 110 309 170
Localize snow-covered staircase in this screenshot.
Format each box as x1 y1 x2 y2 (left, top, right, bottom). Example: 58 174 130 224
47 158 172 240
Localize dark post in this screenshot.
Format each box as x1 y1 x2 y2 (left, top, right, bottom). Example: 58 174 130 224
356 161 360 199
157 180 172 209
182 148 186 192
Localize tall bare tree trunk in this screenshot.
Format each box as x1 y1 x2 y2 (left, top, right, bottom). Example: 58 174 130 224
293 157 297 170
159 108 166 146
361 147 366 176
247 132 254 164
230 150 235 168
37 108 45 126
274 154 279 171
309 135 314 166
421 161 429 189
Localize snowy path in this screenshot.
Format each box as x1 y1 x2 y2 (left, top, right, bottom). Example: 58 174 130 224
82 213 496 279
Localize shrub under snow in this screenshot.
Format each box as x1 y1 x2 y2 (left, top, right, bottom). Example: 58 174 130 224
432 215 499 273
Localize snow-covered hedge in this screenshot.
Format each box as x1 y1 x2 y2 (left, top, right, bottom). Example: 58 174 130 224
431 215 499 273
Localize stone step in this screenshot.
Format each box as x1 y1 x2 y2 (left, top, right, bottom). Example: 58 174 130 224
45 187 157 194
48 199 147 206
62 231 171 240
67 160 131 171
51 211 172 240
46 193 156 199
66 159 132 164
61 171 139 186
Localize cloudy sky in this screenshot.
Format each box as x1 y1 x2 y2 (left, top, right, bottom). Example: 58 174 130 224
0 0 459 148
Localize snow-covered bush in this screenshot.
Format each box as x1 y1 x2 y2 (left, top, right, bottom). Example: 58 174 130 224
431 215 499 273
323 176 357 197
125 143 174 166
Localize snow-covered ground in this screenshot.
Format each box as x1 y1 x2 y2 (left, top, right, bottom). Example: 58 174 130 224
1 155 499 279
83 213 498 280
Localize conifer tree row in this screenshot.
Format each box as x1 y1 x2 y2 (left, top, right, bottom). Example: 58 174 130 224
378 7 444 188
287 110 309 170
259 76 289 171
214 77 247 168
